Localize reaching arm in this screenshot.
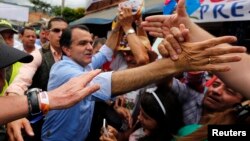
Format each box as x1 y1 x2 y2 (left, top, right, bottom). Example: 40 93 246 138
172 24 250 98
111 36 245 96
142 0 250 99
0 70 100 125
111 58 177 95
214 54 250 99
0 95 29 124
178 17 250 98
186 22 250 98
118 7 149 65
6 49 42 96
105 19 122 51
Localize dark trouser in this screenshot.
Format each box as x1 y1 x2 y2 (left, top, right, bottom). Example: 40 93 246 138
0 125 6 141
22 119 43 141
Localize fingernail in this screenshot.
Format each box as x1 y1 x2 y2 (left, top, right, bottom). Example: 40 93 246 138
172 55 178 60
177 49 182 54
179 37 184 42
29 131 35 136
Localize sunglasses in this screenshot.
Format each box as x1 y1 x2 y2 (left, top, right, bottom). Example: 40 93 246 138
50 28 64 33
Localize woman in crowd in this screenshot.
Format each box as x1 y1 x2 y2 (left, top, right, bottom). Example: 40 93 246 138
99 84 184 141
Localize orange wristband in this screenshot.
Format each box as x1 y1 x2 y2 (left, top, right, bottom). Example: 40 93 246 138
39 91 50 115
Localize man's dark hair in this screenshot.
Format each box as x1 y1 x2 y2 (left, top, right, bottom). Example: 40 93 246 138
60 25 90 51
47 17 68 30
19 26 35 35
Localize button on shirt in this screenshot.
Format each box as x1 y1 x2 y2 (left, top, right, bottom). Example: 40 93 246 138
42 45 113 141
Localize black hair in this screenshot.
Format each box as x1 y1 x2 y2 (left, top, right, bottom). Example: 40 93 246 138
47 17 68 30
60 24 89 48
19 26 35 35
60 25 90 56
139 85 184 141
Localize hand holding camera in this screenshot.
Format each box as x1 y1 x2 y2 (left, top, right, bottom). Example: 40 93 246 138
118 0 144 15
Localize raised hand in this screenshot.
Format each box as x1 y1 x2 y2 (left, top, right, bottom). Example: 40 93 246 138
158 24 189 60
49 69 101 110
6 70 101 141
118 7 134 32
99 125 118 141
160 36 247 72
141 0 191 38
113 96 132 128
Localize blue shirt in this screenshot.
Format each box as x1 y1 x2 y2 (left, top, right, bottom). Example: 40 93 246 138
42 45 113 141
35 39 42 46
171 78 204 125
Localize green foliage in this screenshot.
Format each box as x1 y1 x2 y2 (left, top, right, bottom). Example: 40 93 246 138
29 0 85 23
52 7 85 23
51 6 61 15
29 0 52 13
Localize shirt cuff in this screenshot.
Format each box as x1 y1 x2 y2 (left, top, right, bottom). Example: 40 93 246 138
99 44 113 61
92 71 113 101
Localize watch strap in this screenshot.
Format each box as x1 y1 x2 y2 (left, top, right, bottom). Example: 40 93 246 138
25 88 41 116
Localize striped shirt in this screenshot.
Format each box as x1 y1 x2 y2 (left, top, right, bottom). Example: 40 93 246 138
171 78 204 125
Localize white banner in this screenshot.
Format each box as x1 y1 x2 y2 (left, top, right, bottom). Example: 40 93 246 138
191 0 250 23
0 3 29 22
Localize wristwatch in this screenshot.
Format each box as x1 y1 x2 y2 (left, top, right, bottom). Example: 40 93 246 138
125 28 135 35
25 88 42 116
